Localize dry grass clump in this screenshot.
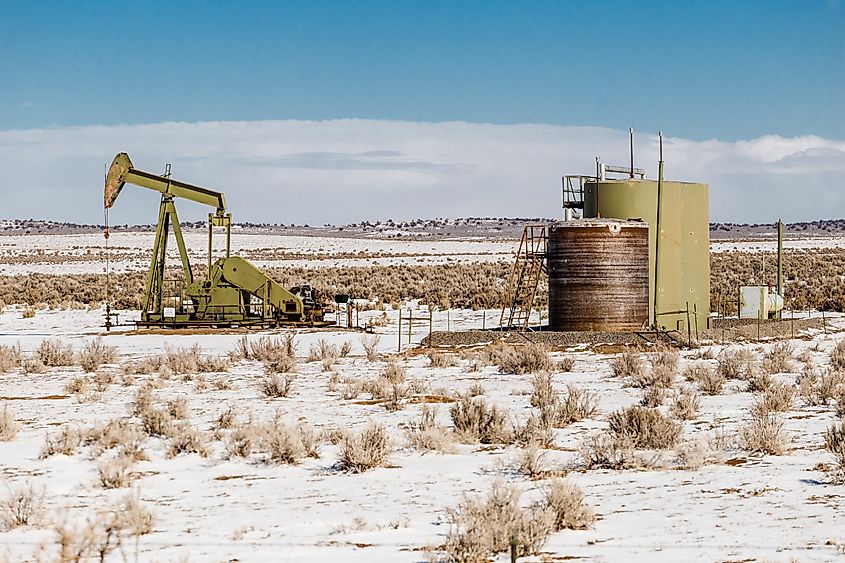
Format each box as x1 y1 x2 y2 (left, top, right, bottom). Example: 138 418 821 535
578 432 640 470
53 492 155 561
78 337 118 372
830 340 845 371
739 413 788 455
0 403 19 441
166 397 190 420
382 362 406 384
611 350 644 378
40 426 83 458
123 355 164 375
406 405 455 453
260 372 297 398
491 343 553 375
64 376 90 395
197 354 231 373
798 367 845 406
84 419 145 456
450 393 513 444
36 338 74 367
337 422 392 472
718 348 754 380
22 357 46 375
607 406 682 450
530 374 598 428
0 344 22 373
263 419 308 464
167 424 211 458
750 382 794 416
0 482 43 530
824 420 845 484
164 343 202 374
761 342 795 375
361 334 380 361
556 356 576 372
227 414 320 463
237 334 296 362
686 364 725 395
428 351 458 368
97 454 136 488
669 387 701 421
308 339 339 365
137 401 173 438
439 479 593 561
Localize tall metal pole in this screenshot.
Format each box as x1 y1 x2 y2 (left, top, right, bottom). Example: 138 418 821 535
652 132 664 329
777 219 784 320
629 128 635 179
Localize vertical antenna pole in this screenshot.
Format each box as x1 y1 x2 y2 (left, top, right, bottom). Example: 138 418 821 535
629 128 635 178
653 132 664 329
777 219 783 320
594 156 601 219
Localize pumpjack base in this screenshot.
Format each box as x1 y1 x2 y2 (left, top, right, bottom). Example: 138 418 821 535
133 319 337 330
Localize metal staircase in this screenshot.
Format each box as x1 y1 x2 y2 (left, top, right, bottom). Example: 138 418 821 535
500 225 548 330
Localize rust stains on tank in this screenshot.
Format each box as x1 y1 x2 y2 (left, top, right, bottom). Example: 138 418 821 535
547 219 649 332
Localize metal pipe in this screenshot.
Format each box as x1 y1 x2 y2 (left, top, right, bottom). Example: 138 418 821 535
629 128 635 179
777 219 783 319
652 132 664 329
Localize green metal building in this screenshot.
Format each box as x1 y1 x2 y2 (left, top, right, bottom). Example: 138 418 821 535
582 179 710 332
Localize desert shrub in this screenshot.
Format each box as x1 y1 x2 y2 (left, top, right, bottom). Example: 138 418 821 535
226 424 258 459
555 385 599 426
750 383 794 416
79 338 118 372
97 454 135 488
607 406 682 449
382 362 406 384
36 338 74 367
718 349 753 380
746 372 773 393
494 343 553 375
739 413 788 455
164 344 201 374
761 342 794 374
406 405 454 453
543 479 595 531
239 334 296 362
0 344 22 373
688 364 725 395
64 376 90 395
215 406 237 430
263 420 306 465
450 393 512 444
578 432 640 470
22 307 35 318
633 364 675 389
166 397 190 420
166 424 211 457
530 373 556 411
40 427 83 458
556 356 576 372
611 350 644 378
514 413 555 448
116 492 155 536
0 482 43 530
337 423 391 472
308 339 338 364
0 404 19 441
831 340 845 371
652 350 679 372
640 385 667 408
428 351 458 368
669 387 700 421
518 446 550 479
264 350 297 374
798 368 845 406
124 355 164 375
441 481 554 561
824 420 845 484
197 354 231 373
22 358 46 375
139 407 173 437
84 419 145 455
361 334 380 361
339 341 353 358
468 383 486 396
260 372 296 398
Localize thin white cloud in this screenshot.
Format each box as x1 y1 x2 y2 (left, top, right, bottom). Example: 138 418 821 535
0 119 842 225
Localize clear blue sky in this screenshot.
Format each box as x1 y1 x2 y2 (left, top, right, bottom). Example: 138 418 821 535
1 0 842 140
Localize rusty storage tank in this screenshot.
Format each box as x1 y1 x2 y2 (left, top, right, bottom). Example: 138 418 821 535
548 219 649 331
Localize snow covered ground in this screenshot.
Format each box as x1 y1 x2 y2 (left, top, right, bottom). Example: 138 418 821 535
0 232 517 275
0 306 844 561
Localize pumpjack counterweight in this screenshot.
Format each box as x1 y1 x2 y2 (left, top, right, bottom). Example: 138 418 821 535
104 153 327 328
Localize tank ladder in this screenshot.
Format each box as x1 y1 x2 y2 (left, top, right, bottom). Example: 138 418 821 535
500 225 548 330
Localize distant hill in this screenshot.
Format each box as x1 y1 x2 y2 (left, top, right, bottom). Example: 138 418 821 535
3 217 845 240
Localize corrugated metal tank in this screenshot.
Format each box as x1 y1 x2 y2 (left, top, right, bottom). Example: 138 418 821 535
548 219 649 331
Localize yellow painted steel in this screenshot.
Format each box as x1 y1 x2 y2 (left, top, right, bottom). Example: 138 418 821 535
583 179 710 332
